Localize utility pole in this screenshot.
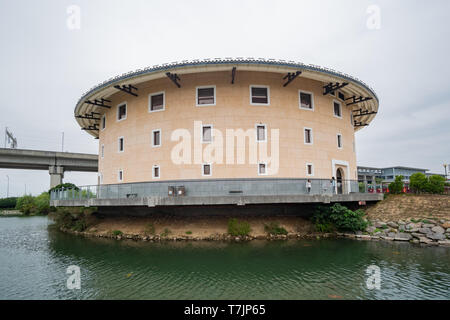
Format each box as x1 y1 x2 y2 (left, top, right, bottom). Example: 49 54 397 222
24 184 27 195
6 175 9 198
444 164 448 180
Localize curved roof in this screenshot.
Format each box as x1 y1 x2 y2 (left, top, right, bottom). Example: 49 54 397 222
74 58 379 137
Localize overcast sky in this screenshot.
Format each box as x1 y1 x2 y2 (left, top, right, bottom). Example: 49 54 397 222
0 0 449 197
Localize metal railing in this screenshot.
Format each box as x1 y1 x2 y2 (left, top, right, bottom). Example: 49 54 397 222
50 178 382 201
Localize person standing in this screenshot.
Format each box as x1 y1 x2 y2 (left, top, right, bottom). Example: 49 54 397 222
306 179 312 194
331 177 336 194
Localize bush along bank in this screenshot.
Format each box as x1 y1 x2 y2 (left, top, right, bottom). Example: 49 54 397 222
15 193 54 216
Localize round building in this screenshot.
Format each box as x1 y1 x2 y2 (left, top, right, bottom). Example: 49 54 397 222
74 58 378 194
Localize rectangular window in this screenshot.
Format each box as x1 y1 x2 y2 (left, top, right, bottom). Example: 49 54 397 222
101 144 104 158
334 101 342 118
304 128 313 144
256 124 266 142
118 170 123 182
149 92 165 112
101 115 106 130
250 86 269 105
299 91 313 110
337 134 343 149
202 125 212 143
258 162 267 175
153 165 160 179
152 129 161 147
202 163 211 176
196 86 215 106
118 137 124 152
306 163 314 176
338 91 345 101
117 103 127 121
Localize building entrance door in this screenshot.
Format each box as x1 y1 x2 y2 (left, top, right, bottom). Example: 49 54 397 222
336 168 344 194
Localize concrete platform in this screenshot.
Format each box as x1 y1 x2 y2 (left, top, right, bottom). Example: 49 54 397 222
51 193 383 208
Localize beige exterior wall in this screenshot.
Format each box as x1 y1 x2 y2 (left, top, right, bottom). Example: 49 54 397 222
98 70 357 184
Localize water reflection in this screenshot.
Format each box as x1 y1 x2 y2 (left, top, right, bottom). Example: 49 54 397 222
0 216 449 300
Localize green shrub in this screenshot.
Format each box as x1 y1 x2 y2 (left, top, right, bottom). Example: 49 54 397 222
426 175 445 194
112 230 123 236
0 197 18 209
186 231 192 235
72 219 87 232
144 223 155 235
410 173 428 193
311 203 368 232
264 222 288 235
160 228 171 237
53 210 75 229
34 192 50 215
15 195 36 215
329 204 368 232
358 182 366 193
51 208 93 232
228 218 251 236
14 193 51 215
315 222 334 233
388 175 404 194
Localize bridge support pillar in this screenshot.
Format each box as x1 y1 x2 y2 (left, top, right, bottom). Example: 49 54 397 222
49 166 64 188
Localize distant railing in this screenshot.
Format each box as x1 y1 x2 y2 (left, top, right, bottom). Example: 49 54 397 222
50 178 383 201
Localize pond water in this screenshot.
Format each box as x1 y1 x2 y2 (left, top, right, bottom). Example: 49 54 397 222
0 216 449 299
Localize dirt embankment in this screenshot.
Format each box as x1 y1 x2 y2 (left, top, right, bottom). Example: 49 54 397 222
84 215 315 240
365 194 450 222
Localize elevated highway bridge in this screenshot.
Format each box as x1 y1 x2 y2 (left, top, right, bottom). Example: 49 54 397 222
0 148 98 188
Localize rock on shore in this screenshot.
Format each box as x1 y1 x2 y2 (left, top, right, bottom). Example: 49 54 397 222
361 218 450 247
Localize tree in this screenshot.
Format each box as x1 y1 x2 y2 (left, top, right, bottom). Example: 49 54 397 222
0 197 18 209
410 172 428 193
388 175 404 194
15 195 35 215
48 183 79 194
426 175 445 194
